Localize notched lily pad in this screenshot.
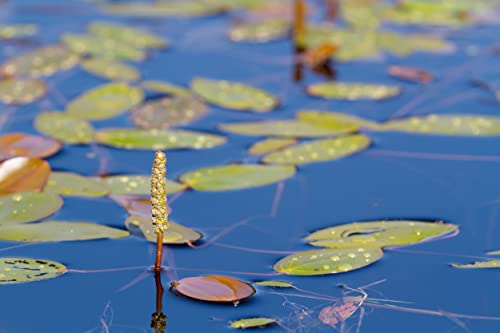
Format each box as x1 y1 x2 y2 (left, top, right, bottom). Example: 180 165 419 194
141 80 191 97
229 20 290 42
452 260 500 269
0 191 63 225
249 138 297 155
307 82 400 100
81 58 140 82
230 317 278 329
45 172 110 197
0 258 67 285
88 21 168 49
0 79 46 105
126 215 201 245
191 78 279 112
34 112 95 144
102 175 186 196
262 135 371 165
274 248 383 276
0 157 51 194
179 164 295 192
172 276 255 303
0 133 61 161
61 34 146 61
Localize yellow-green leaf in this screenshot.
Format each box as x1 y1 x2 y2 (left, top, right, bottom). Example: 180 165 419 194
249 138 297 155
0 192 63 225
254 280 294 288
230 317 278 329
297 110 382 130
34 112 95 144
88 21 168 49
101 175 187 195
0 79 46 105
45 172 110 197
141 80 191 97
307 82 400 100
229 20 290 42
126 215 202 245
0 24 37 40
81 58 140 82
102 2 227 18
452 260 500 269
0 258 67 285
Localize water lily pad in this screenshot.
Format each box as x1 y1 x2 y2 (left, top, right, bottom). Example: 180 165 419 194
125 215 201 245
0 133 61 161
81 58 140 82
254 280 294 288
306 220 458 249
66 83 143 120
262 135 371 166
0 258 67 285
388 65 433 84
131 96 208 129
34 112 95 144
378 32 454 56
141 80 191 97
229 20 290 42
0 79 46 105
0 24 37 40
102 175 187 195
172 276 255 303
61 34 146 61
44 172 110 197
191 78 279 112
88 21 168 49
383 2 471 27
380 115 500 136
95 128 226 150
452 260 500 269
0 221 129 242
249 138 297 155
230 317 278 329
297 110 382 130
102 2 227 18
179 164 295 192
0 191 63 225
307 82 400 101
0 45 79 78
0 157 50 194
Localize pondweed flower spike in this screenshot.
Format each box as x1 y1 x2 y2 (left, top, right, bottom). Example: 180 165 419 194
151 151 168 272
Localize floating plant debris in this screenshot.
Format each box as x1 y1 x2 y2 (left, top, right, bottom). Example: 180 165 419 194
0 133 61 161
44 172 110 197
126 215 201 245
0 258 67 285
229 20 290 42
0 78 46 104
172 276 256 303
307 82 401 101
95 128 226 150
34 112 95 144
388 65 433 83
248 138 297 155
0 157 50 194
102 175 186 196
61 34 146 61
262 135 371 166
191 78 279 112
306 220 458 249
66 82 143 120
452 260 500 269
319 295 366 328
141 80 191 97
274 248 383 276
179 164 295 191
0 191 63 225
88 21 168 49
230 317 278 329
0 24 37 40
81 58 140 82
254 280 294 288
0 221 129 242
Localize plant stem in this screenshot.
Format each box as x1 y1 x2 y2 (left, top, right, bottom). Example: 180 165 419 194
155 232 163 272
293 0 306 46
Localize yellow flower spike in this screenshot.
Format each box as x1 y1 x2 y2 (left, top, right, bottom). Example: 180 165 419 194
151 150 168 272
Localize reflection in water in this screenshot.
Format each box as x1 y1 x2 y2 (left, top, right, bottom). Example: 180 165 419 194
151 271 167 333
325 0 339 22
293 46 337 83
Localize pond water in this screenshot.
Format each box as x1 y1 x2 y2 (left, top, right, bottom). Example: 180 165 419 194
1 1 500 332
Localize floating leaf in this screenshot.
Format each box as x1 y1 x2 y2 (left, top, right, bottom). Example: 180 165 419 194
452 260 500 269
0 133 61 161
66 83 143 120
487 250 500 255
131 96 208 129
172 276 255 303
126 215 201 245
254 280 294 288
0 157 50 194
249 138 297 155
296 110 382 130
102 2 227 18
229 20 289 42
179 164 295 192
0 221 129 242
81 58 140 82
0 192 63 225
380 115 500 136
230 317 278 329
307 82 400 101
263 135 371 166
319 296 365 328
378 32 453 56
88 21 168 49
0 258 67 285
388 65 433 84
274 248 383 276
0 79 46 105
44 172 109 197
95 128 226 150
191 78 279 112
34 112 95 144
382 2 471 27
0 24 37 40
102 175 187 195
306 220 458 249
141 80 191 97
61 34 146 61
0 45 79 78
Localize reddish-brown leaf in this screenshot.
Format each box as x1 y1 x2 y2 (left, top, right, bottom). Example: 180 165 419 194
172 276 255 303
110 195 171 217
319 296 365 328
0 133 62 161
388 65 433 84
0 157 51 194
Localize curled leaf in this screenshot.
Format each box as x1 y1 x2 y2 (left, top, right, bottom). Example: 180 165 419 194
0 191 63 225
0 157 50 194
34 112 95 144
172 276 255 303
0 258 67 285
0 133 61 161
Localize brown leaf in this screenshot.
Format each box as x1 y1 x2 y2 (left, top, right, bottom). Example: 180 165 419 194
319 296 365 328
0 133 62 161
0 157 50 194
388 65 432 83
110 195 171 217
172 276 255 303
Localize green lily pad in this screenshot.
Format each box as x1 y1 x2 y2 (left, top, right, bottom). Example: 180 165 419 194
382 2 471 27
34 112 95 144
274 248 383 276
254 280 294 288
66 83 143 120
306 220 458 249
249 138 297 155
95 128 226 150
377 32 454 56
0 24 37 40
0 192 63 225
452 260 500 269
0 221 129 242
307 82 400 101
191 78 279 112
101 175 187 195
0 79 46 105
230 317 278 329
125 215 202 245
141 80 191 97
380 115 500 136
81 58 140 82
88 21 168 49
0 258 67 285
297 110 382 130
131 96 208 129
45 172 110 197
179 164 295 192
262 135 371 166
229 20 290 42
102 2 227 18
0 45 79 78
